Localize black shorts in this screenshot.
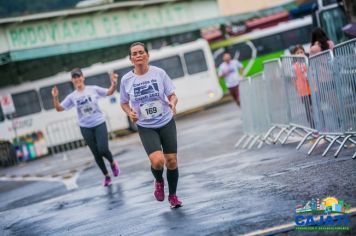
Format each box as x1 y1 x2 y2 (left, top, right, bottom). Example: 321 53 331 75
137 119 177 156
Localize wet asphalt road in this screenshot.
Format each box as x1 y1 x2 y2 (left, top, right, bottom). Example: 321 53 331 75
0 101 355 236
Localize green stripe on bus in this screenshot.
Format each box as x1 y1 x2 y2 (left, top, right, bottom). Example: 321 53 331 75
243 51 284 76
210 36 249 49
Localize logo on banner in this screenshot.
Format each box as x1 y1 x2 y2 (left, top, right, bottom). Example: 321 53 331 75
295 197 351 231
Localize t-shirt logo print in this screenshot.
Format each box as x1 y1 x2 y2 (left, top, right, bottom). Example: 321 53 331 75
134 81 159 97
76 96 96 116
134 80 162 120
76 96 92 106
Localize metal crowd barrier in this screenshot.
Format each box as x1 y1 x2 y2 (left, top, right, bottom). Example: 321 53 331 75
236 77 254 148
332 38 356 159
235 74 270 149
237 38 356 159
46 117 84 154
281 56 314 129
280 55 318 147
308 50 342 133
308 50 349 157
45 115 115 155
262 59 292 144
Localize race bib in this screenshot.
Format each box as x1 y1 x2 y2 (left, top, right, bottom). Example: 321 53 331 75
140 100 163 119
80 103 95 117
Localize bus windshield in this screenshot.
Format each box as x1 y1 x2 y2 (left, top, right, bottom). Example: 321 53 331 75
318 6 348 43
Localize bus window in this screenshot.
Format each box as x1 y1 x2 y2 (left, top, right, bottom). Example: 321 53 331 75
0 105 4 122
212 43 252 68
184 50 208 75
212 49 224 68
319 6 348 43
231 43 253 61
85 73 111 88
150 56 184 79
40 82 74 110
10 90 41 118
114 66 133 91
281 25 312 49
252 33 284 55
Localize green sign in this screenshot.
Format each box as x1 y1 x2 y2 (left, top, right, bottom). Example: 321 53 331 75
6 1 218 50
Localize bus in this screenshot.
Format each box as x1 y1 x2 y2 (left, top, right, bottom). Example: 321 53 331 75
210 16 313 85
0 39 223 156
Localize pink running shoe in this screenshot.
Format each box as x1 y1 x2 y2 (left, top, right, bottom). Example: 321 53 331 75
154 180 165 201
168 194 182 208
104 176 112 186
111 160 120 177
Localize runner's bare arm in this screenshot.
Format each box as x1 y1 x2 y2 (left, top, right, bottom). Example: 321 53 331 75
107 72 118 96
51 86 64 112
121 103 138 122
239 68 244 76
167 93 178 115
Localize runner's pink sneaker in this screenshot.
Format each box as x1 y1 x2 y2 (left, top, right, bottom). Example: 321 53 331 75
168 194 182 208
154 180 165 201
104 176 112 186
111 160 120 177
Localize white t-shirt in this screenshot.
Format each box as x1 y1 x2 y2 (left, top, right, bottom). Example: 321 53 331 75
120 66 175 128
218 60 243 88
61 86 108 128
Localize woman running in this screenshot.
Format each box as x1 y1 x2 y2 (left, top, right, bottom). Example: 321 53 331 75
52 68 120 187
119 42 182 208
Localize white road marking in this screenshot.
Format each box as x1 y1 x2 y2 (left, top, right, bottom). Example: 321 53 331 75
179 150 246 168
0 163 92 190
